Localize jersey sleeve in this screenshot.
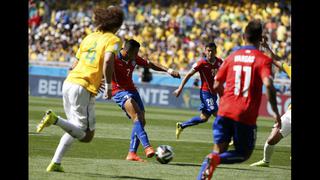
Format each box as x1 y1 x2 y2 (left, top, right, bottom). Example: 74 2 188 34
282 62 291 79
105 37 122 54
260 57 273 80
192 61 202 72
214 59 228 82
136 56 149 67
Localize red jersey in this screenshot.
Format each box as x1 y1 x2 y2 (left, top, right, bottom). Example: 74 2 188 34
192 57 223 94
215 46 272 125
112 53 149 95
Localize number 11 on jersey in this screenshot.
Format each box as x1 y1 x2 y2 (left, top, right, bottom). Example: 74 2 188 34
233 65 252 97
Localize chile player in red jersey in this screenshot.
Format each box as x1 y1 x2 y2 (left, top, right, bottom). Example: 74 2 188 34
109 39 180 162
197 20 282 179
173 42 223 139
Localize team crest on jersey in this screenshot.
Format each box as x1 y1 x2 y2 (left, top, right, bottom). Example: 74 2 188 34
131 60 136 66
245 50 251 53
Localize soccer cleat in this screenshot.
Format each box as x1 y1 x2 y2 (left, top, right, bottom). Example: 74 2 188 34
201 153 220 180
144 146 155 158
126 152 145 162
176 122 183 139
36 110 58 133
250 160 270 167
46 162 64 172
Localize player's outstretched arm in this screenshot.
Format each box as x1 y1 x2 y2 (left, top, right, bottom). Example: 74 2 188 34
261 36 282 63
148 61 181 79
173 69 196 97
263 76 282 129
103 52 115 100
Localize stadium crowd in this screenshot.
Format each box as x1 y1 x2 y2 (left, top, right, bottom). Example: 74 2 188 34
29 0 291 80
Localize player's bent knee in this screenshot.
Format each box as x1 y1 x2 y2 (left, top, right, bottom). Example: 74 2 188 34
267 133 282 145
141 119 146 126
243 152 252 161
80 130 95 143
267 137 281 145
200 113 210 122
201 118 209 122
240 150 253 162
136 112 144 121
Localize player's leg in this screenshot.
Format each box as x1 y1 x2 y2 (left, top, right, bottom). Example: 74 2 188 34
176 112 211 139
46 86 76 172
251 109 291 167
54 83 96 141
37 82 87 139
197 116 232 179
198 117 257 179
178 112 211 129
176 91 217 139
46 82 96 171
112 91 144 161
217 120 256 164
124 96 154 158
47 133 74 172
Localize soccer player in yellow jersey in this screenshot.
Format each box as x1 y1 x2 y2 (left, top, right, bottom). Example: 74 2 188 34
250 36 291 167
36 6 124 172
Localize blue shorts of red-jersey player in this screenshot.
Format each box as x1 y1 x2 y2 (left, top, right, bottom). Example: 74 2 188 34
199 90 218 115
213 115 257 154
112 90 145 119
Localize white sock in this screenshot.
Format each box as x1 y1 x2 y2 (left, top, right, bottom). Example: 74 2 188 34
52 133 75 164
56 116 86 140
263 142 275 163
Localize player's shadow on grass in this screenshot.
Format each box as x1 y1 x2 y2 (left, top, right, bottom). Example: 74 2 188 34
110 176 164 180
264 166 291 170
68 172 164 180
168 162 201 167
218 166 264 172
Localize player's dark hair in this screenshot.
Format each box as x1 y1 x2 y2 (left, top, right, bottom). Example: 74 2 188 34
205 42 217 50
93 6 124 32
124 39 140 51
244 20 263 44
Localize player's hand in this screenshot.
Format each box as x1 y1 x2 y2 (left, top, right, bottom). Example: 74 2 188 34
170 71 181 79
103 89 112 100
173 88 182 97
98 79 105 94
168 69 181 79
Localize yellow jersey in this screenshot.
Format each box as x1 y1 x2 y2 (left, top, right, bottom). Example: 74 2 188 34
282 62 291 110
66 31 122 95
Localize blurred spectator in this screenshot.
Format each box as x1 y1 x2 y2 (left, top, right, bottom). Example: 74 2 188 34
121 0 129 20
29 0 41 28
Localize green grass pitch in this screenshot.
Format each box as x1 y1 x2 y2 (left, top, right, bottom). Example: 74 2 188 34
29 96 291 180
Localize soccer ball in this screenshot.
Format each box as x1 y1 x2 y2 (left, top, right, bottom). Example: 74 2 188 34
155 145 174 164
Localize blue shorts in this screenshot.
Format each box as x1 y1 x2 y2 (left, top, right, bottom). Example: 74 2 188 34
112 90 145 119
199 90 218 115
213 116 257 153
